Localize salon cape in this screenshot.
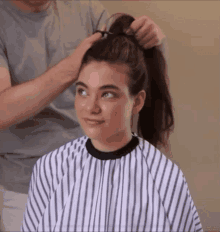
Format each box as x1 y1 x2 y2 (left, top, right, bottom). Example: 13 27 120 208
21 133 203 232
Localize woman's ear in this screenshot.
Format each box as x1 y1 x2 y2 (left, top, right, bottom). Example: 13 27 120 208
132 90 146 115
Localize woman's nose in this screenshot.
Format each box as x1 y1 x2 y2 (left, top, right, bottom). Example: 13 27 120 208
85 96 101 113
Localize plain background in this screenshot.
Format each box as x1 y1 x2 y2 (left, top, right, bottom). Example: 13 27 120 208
100 0 220 231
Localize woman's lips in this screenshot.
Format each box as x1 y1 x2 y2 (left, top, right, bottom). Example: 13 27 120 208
84 119 105 126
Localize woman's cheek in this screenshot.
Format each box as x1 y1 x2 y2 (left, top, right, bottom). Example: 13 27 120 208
109 105 123 119
77 98 86 108
75 98 86 117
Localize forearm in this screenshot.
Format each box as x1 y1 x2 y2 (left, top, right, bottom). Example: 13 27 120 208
0 56 75 130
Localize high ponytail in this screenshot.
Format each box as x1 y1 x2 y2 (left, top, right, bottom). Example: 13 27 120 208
138 47 174 148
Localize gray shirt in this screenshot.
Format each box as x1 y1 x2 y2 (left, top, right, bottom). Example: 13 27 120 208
0 0 110 194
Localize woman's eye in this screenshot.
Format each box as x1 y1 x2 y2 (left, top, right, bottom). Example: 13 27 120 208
77 88 87 96
102 92 117 98
76 88 117 99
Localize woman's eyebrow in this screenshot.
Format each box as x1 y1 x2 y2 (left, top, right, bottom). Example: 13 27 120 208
75 81 121 91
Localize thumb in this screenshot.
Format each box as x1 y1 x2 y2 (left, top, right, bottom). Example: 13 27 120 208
91 24 107 38
100 24 107 31
90 24 107 37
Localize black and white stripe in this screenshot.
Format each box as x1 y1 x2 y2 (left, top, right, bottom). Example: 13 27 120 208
21 133 203 232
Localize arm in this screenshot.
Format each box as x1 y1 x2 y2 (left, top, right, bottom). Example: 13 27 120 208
0 32 103 130
0 57 75 130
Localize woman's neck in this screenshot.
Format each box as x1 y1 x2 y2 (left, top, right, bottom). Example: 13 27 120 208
91 131 133 152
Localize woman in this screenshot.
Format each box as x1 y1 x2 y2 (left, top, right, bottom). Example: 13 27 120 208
21 14 203 232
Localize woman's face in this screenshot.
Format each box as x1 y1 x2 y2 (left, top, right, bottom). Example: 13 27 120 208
75 61 137 144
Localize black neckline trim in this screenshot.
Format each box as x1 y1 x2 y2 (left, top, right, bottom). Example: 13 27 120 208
86 134 139 160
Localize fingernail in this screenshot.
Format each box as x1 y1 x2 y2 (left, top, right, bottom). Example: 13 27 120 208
126 29 132 35
101 24 106 31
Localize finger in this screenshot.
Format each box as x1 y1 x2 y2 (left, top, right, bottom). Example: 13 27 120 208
100 24 107 31
139 32 155 45
142 38 158 49
87 29 105 45
93 24 107 36
135 23 154 41
142 29 165 48
127 16 150 35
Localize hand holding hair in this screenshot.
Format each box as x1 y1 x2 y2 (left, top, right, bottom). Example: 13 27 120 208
125 15 166 49
66 24 106 83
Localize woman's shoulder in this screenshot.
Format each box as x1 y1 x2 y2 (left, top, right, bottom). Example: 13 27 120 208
34 135 88 171
135 133 185 184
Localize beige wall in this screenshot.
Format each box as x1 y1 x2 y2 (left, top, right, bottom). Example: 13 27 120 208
101 1 220 231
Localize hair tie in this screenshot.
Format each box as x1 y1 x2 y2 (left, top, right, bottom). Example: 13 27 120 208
94 30 133 38
94 30 113 37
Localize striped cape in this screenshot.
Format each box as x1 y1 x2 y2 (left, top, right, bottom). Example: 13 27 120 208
21 133 203 232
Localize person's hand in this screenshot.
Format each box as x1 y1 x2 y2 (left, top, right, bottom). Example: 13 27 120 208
67 24 106 82
125 15 166 49
73 24 106 58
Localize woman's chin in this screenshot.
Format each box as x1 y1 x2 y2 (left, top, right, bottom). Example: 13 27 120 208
83 128 103 140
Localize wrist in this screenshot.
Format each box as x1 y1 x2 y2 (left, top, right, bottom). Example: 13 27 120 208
56 56 77 84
